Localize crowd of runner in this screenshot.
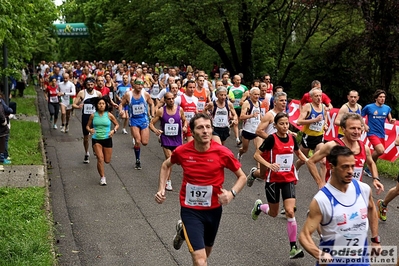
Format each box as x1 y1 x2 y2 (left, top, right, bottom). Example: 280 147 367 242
38 59 399 266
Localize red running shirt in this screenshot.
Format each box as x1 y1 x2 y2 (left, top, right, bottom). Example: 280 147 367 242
171 140 241 210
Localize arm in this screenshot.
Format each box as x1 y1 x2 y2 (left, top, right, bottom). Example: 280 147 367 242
108 113 119 137
364 146 384 194
299 199 328 261
146 93 155 117
306 142 333 189
86 114 95 134
218 168 247 205
149 108 163 136
65 84 76 96
297 103 323 126
180 108 188 133
240 101 256 121
255 113 272 139
155 158 174 204
367 190 380 248
229 102 238 125
387 112 396 124
334 105 346 126
72 91 84 109
253 147 280 172
239 91 249 106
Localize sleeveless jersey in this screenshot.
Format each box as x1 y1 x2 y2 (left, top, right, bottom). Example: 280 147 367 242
128 92 148 119
264 110 277 136
337 104 361 136
92 111 111 140
302 103 325 136
262 134 298 183
242 100 261 134
194 88 207 112
315 180 369 266
212 100 230 128
150 82 160 98
180 94 197 122
325 139 366 182
47 85 59 103
228 85 248 109
82 90 98 115
160 106 183 147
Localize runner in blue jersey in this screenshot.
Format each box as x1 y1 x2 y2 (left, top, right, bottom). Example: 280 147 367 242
116 74 132 134
361 90 396 175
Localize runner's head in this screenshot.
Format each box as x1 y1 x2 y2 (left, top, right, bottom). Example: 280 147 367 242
273 91 287 111
340 113 363 141
216 86 227 102
327 146 355 185
84 77 95 91
185 80 196 96
273 112 289 135
133 78 144 91
164 92 175 107
373 89 386 105
249 87 260 102
190 113 213 144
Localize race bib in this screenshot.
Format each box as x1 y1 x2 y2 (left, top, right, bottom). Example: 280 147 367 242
164 123 179 136
185 183 212 207
185 112 195 121
309 120 324 132
233 99 240 108
275 154 294 172
214 115 228 128
83 104 95 114
133 104 145 115
333 232 366 259
197 101 205 112
353 167 362 180
49 96 58 103
152 86 159 95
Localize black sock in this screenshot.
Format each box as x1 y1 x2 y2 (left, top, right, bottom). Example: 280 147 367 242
290 242 297 249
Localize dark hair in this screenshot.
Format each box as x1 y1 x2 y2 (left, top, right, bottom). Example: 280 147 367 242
94 97 110 111
186 80 196 87
373 89 386 100
274 112 289 124
311 80 321 88
326 146 354 167
85 77 95 85
340 113 363 129
189 113 213 132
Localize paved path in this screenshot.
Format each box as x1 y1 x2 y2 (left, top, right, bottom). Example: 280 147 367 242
37 90 399 266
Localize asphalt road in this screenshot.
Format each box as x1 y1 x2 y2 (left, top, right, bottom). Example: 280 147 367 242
37 91 399 266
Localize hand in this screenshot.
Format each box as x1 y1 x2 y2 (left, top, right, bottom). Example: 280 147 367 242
315 114 323 121
217 188 233 205
155 129 163 136
268 163 280 172
155 190 166 204
373 180 384 195
390 118 396 124
183 126 187 133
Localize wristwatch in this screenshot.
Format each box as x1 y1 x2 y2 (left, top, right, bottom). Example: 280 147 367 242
113 129 117 133
230 189 237 198
371 236 381 244
372 177 381 181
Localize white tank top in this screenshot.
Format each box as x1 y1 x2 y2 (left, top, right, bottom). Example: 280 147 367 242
242 101 261 134
264 110 277 136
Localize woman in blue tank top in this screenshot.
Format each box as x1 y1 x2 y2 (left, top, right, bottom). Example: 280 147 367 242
86 97 119 185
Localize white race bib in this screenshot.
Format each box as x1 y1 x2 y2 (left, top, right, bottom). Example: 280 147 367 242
133 104 145 115
83 104 95 114
233 99 240 108
49 96 58 103
185 183 212 207
353 167 362 180
164 123 179 136
197 101 205 112
309 120 324 132
185 111 195 121
275 154 294 172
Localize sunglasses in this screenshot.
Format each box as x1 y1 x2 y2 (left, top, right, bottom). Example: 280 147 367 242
134 81 144 85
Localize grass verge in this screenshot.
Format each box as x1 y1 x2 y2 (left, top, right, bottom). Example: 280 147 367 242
0 187 53 265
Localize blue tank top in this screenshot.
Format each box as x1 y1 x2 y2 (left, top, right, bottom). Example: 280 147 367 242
160 106 182 147
128 93 148 119
92 111 111 140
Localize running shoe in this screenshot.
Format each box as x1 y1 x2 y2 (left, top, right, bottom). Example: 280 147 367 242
289 246 304 259
363 167 372 178
246 167 257 187
237 152 242 162
135 160 142 170
100 177 107 186
251 199 262 221
281 206 297 215
173 220 185 250
60 126 65 133
83 155 90 164
2 159 11 165
132 138 135 145
236 138 242 146
122 128 128 134
65 125 69 133
377 199 387 221
165 180 173 191
53 124 58 129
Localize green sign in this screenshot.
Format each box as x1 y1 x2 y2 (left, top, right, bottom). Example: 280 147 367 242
53 23 89 38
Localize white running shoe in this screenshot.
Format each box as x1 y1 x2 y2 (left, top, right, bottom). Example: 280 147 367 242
53 124 58 129
122 128 128 134
60 126 65 133
100 177 107 186
165 180 173 191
